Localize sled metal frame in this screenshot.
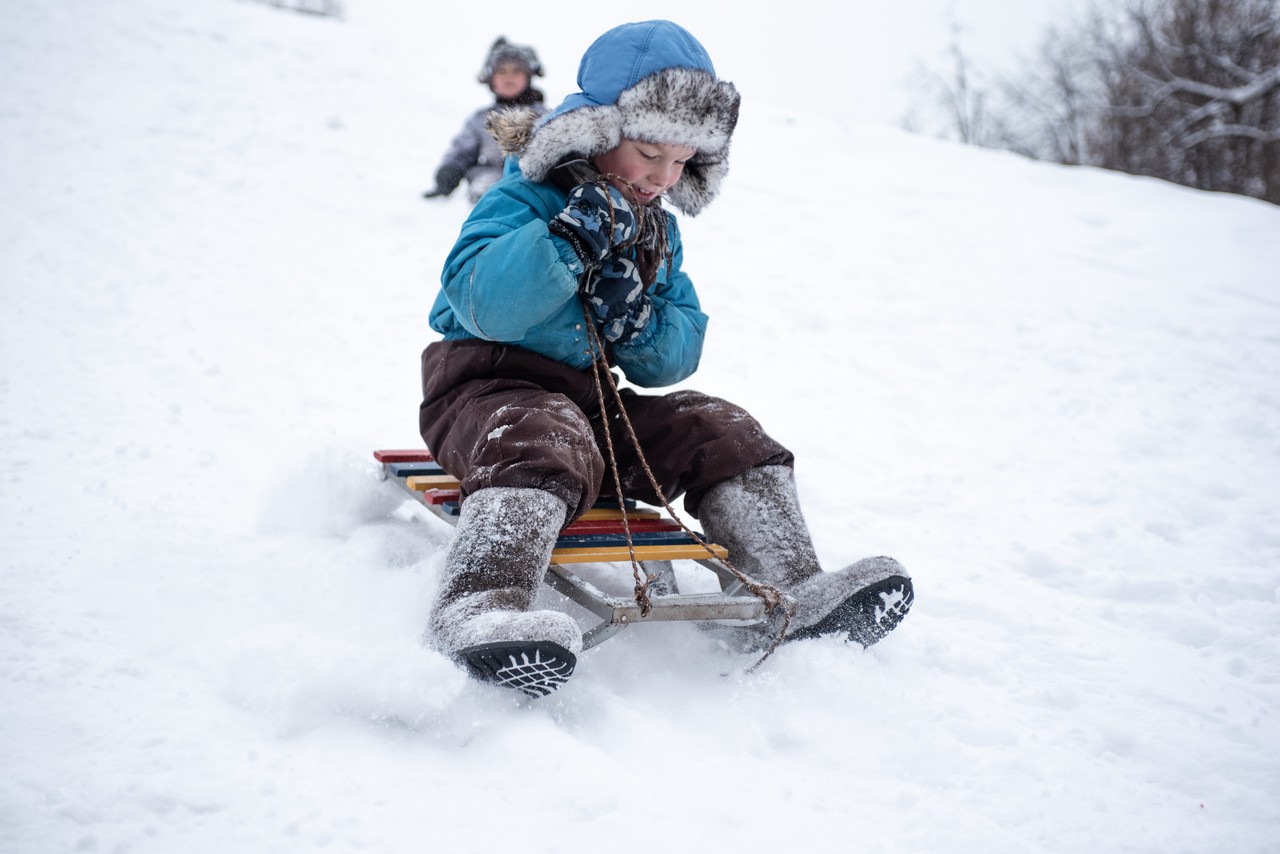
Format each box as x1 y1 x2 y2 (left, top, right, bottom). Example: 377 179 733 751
543 557 767 649
374 451 772 650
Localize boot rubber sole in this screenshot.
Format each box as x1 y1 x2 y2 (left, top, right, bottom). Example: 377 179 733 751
786 575 914 648
457 640 577 698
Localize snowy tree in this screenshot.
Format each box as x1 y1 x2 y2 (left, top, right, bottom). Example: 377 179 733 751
989 21 1100 165
909 0 1280 204
1094 0 1280 202
903 16 998 148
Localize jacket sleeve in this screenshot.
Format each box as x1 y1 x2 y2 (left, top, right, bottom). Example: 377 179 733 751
436 107 488 176
612 222 709 388
437 182 585 342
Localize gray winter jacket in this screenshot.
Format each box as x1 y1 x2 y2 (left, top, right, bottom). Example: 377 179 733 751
436 99 548 202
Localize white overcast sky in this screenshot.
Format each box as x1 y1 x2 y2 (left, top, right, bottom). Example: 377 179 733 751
399 0 1088 126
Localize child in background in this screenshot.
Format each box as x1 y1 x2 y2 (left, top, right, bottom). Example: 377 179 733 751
420 20 914 696
422 37 547 204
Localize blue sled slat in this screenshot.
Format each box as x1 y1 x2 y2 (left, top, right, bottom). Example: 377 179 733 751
556 532 700 548
388 461 446 477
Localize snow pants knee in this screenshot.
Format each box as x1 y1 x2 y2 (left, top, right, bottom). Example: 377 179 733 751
419 340 793 522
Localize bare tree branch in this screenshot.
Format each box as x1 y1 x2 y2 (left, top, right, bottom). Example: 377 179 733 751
904 0 1279 203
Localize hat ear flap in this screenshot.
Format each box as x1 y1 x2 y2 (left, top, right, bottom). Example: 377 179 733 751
664 157 728 217
516 105 624 182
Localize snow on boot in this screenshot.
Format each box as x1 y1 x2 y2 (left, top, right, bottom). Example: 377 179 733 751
777 556 913 648
698 465 913 650
428 487 583 697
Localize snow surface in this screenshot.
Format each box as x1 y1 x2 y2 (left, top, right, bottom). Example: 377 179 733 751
3 1 1279 852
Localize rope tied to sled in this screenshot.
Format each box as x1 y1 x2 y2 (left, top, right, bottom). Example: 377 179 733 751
578 257 793 669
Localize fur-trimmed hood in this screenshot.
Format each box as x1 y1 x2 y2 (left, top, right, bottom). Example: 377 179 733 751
487 21 739 216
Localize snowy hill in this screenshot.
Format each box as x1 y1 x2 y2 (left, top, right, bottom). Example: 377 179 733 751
3 1 1279 852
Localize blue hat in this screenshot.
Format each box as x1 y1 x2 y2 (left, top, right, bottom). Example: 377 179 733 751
514 21 739 216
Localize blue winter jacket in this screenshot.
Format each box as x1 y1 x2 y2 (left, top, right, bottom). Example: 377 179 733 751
428 164 709 388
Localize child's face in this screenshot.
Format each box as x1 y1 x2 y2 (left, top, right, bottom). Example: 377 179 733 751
593 139 697 205
490 63 530 99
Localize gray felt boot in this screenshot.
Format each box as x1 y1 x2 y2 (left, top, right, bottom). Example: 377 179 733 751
428 487 583 697
698 466 913 650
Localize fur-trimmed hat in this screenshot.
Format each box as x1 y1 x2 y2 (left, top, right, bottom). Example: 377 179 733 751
494 21 739 216
478 37 543 84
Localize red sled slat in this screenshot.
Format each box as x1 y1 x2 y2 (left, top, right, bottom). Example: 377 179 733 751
374 449 435 463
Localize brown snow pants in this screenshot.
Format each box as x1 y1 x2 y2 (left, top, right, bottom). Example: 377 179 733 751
419 340 793 523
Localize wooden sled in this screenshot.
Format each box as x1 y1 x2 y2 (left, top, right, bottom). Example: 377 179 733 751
374 449 775 649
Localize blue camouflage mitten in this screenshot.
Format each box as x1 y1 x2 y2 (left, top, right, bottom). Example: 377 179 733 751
548 182 636 267
584 256 652 344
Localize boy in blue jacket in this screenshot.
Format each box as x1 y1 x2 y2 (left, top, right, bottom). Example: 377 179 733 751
420 20 913 696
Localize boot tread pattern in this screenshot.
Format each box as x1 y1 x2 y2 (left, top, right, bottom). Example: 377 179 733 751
459 641 577 698
789 575 915 648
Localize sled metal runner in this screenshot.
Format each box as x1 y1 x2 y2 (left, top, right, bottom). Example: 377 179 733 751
374 449 772 649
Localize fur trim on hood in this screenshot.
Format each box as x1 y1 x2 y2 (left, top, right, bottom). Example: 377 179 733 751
486 21 739 216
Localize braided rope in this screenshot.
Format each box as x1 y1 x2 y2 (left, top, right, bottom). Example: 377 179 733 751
578 293 793 671
580 306 654 617
594 174 671 286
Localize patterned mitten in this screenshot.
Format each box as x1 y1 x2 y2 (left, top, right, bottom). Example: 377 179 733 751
583 256 652 344
548 183 636 267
